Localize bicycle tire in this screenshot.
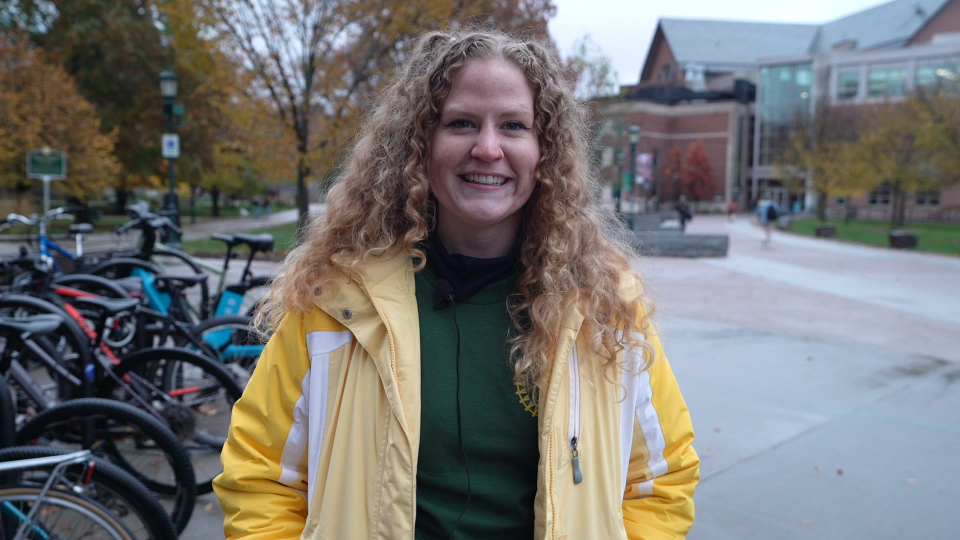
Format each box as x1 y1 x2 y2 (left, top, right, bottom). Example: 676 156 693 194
0 446 177 540
184 315 264 389
0 485 135 540
50 275 130 300
87 259 163 281
14 398 195 534
97 347 242 495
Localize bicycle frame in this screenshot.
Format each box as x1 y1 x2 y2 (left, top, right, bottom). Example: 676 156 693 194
0 450 96 540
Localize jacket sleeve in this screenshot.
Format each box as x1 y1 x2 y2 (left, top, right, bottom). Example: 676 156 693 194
213 314 313 540
621 330 700 539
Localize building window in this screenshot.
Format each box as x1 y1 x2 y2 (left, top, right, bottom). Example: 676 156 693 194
867 66 907 97
658 62 677 82
868 185 892 206
757 63 813 166
916 61 959 92
837 70 860 100
916 192 940 206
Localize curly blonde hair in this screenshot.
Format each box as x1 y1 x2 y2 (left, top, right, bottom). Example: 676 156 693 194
258 27 654 395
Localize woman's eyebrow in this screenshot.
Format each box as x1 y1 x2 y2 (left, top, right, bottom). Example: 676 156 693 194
441 107 534 119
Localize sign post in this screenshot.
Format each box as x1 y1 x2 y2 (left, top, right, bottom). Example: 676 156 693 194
27 147 67 213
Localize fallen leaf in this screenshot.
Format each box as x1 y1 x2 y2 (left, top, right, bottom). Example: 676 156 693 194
702 446 711 452
906 478 917 485
807 356 813 362
802 519 814 526
714 427 722 433
205 503 214 512
815 465 823 472
836 468 844 476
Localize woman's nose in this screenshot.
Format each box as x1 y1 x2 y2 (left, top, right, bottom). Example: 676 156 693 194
471 125 503 161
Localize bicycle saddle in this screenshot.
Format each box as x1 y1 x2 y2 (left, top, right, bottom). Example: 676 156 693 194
210 234 237 247
69 223 94 234
155 273 208 288
73 296 140 316
234 233 274 253
0 314 63 336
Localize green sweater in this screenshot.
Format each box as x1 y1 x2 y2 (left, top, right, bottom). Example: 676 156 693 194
414 262 539 540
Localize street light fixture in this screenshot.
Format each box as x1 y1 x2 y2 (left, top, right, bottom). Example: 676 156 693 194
628 125 641 214
159 69 181 246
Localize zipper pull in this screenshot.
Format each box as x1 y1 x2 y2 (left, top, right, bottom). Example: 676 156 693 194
571 437 583 484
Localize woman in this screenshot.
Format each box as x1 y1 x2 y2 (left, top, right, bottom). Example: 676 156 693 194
214 29 699 539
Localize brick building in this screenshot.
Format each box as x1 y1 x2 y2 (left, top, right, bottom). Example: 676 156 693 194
598 0 960 220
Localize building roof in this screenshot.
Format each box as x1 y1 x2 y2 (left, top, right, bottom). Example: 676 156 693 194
658 19 818 69
645 0 955 79
814 0 952 51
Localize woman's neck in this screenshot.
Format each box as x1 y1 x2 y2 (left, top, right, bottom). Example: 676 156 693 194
436 217 519 258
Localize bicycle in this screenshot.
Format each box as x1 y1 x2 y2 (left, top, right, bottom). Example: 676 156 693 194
0 313 196 533
0 449 135 540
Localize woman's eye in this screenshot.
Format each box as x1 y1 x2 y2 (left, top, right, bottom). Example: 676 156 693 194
445 120 473 129
504 121 527 131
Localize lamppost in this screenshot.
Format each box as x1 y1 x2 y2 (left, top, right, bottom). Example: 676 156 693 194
628 125 640 214
614 148 624 215
159 69 181 246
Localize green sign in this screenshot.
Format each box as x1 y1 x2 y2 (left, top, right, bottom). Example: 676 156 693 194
27 147 67 179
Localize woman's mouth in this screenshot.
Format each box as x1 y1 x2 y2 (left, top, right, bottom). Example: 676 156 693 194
462 174 508 186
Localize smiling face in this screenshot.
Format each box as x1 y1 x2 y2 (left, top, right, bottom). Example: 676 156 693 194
428 58 540 257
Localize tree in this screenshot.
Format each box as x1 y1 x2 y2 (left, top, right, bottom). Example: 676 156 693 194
779 102 867 221
851 101 934 229
20 0 170 209
565 34 618 101
681 141 716 202
0 37 120 209
913 90 960 189
198 0 557 227
660 147 683 202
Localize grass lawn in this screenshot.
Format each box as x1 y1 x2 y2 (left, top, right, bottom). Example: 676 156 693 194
180 222 300 257
789 218 960 256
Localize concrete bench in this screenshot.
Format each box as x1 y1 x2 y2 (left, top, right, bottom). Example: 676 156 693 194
634 231 729 257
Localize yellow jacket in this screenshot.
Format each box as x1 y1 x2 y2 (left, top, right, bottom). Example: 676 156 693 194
214 250 699 539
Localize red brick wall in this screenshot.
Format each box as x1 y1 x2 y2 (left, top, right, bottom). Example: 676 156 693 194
910 0 960 44
602 108 732 200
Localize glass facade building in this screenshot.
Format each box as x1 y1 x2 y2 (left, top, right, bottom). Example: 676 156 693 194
757 63 812 166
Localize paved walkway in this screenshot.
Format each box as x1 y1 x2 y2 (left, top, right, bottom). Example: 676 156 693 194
7 208 958 538
642 215 960 539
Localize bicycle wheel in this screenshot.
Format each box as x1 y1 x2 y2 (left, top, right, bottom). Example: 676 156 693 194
0 446 177 540
183 315 264 389
96 347 242 495
14 399 195 534
0 486 135 540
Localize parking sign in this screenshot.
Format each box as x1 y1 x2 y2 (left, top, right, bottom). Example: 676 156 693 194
162 134 180 159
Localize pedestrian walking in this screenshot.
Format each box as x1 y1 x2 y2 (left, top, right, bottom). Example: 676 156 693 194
727 198 738 222
214 28 699 540
677 195 693 233
756 193 779 247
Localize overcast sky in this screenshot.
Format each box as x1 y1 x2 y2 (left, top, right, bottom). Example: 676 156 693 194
549 0 891 84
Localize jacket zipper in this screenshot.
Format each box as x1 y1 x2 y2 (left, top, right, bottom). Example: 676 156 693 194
568 344 583 484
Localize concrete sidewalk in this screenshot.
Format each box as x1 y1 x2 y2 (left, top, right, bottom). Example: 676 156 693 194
642 215 960 539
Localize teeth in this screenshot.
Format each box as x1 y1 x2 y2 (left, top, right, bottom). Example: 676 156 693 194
464 174 507 186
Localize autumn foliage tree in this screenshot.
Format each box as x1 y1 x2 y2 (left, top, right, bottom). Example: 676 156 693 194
681 141 716 202
0 37 120 210
198 0 557 226
660 147 683 202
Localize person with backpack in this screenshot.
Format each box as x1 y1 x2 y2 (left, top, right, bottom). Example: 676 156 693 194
756 193 779 247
